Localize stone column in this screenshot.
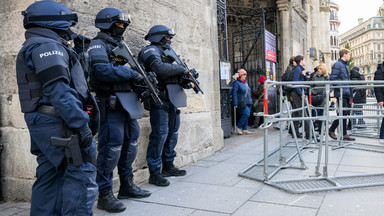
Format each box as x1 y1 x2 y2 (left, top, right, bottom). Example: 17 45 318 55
277 0 291 77
320 0 331 70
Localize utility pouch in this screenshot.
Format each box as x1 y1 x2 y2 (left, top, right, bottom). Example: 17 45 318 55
109 95 117 110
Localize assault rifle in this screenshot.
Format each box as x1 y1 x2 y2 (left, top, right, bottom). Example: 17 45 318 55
163 47 203 94
112 41 162 106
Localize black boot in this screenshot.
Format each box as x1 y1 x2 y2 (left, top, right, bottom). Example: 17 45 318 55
118 175 151 199
162 164 187 177
149 174 170 187
97 189 126 213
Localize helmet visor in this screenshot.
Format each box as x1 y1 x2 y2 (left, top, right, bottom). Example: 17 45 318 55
167 29 175 37
118 13 130 22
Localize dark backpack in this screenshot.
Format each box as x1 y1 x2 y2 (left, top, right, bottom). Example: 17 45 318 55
282 68 294 95
282 69 294 82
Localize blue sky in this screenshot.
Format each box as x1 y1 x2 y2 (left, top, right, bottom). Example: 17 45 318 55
336 0 383 34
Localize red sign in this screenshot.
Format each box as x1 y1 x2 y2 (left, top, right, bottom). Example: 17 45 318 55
266 50 276 62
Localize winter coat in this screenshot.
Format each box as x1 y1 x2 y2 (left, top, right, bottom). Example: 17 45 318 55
232 79 253 106
330 58 352 98
374 63 384 103
309 72 328 106
292 64 307 96
252 83 264 105
350 69 366 104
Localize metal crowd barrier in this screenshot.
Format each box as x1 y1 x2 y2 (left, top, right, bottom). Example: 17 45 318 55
350 102 381 138
239 80 384 193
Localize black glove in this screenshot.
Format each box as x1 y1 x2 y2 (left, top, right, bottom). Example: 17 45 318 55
76 125 93 149
73 34 91 51
181 69 190 77
133 72 145 84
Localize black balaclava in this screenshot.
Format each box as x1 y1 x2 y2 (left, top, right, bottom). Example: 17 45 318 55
109 24 126 38
55 28 74 41
160 37 171 49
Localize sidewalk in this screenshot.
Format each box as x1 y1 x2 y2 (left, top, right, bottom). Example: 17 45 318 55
2 127 384 216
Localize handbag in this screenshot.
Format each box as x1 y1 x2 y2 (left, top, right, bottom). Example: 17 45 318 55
239 83 249 109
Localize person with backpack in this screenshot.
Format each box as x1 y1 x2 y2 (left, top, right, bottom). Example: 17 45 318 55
348 66 366 128
309 64 329 132
16 1 100 215
282 56 297 99
328 49 355 141
291 55 310 138
232 69 253 135
374 63 384 144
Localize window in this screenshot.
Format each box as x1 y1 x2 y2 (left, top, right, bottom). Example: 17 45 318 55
378 54 382 63
330 36 333 46
378 44 381 51
331 51 334 60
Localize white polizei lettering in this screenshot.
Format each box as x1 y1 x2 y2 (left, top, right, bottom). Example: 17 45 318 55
39 50 64 58
87 45 102 52
144 48 156 54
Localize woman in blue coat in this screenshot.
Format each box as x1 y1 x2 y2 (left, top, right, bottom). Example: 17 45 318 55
232 69 253 135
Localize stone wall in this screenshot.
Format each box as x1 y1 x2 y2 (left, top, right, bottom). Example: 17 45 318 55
0 0 223 201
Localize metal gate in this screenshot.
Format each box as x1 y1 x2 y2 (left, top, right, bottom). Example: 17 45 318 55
230 20 265 92
217 0 232 137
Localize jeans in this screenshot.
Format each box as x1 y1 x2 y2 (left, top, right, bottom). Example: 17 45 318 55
313 108 324 130
291 91 310 137
237 105 251 130
329 97 351 136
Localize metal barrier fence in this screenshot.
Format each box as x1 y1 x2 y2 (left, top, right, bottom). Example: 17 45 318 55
238 80 384 193
350 102 381 138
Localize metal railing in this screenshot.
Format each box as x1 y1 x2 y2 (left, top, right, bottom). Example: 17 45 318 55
239 80 384 193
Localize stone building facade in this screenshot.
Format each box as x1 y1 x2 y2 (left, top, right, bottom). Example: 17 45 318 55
0 0 331 201
330 0 340 65
340 1 384 80
0 0 223 201
276 0 331 76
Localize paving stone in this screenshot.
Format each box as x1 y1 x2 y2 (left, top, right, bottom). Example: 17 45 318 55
344 148 384 158
1 207 25 216
231 201 318 216
233 178 265 190
340 155 384 168
188 210 230 216
137 181 257 214
203 151 236 162
337 165 384 174
250 186 324 209
94 200 194 216
317 189 384 216
225 153 262 165
183 162 246 186
189 159 219 167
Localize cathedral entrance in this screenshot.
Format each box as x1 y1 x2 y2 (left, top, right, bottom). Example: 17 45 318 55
217 0 278 137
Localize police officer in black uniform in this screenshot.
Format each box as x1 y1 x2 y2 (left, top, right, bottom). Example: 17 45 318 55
88 8 151 213
139 25 193 187
16 1 99 215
